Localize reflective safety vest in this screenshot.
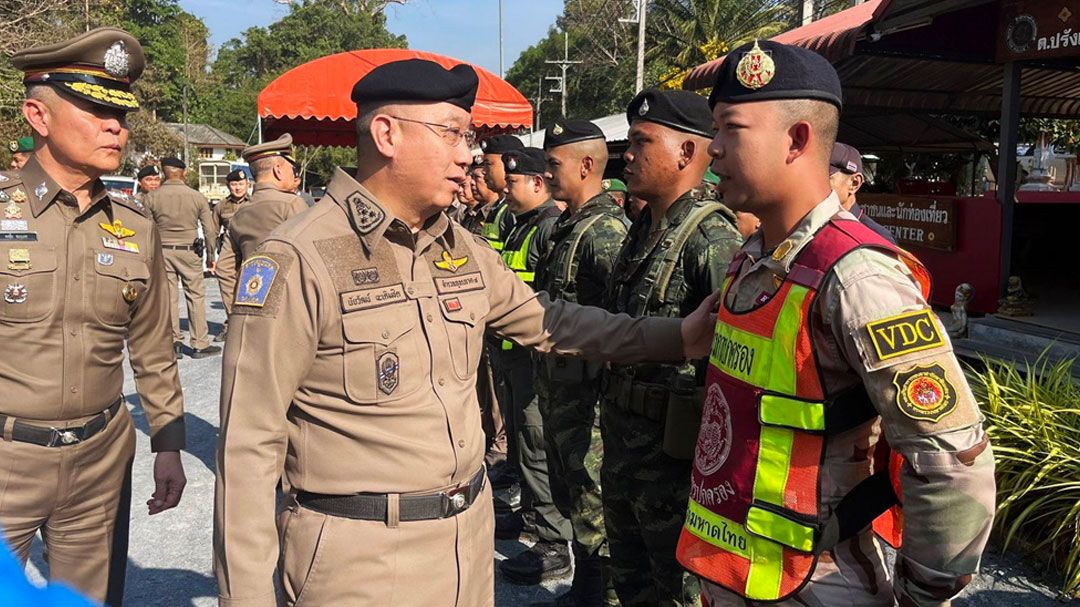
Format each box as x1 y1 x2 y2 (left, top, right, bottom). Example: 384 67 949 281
480 203 509 251
676 217 930 602
499 224 540 349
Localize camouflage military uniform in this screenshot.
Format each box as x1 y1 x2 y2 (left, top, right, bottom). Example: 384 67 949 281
699 194 995 607
601 189 743 606
534 192 628 603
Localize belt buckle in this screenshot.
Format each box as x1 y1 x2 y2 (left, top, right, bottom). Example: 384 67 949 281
47 427 81 447
443 486 469 517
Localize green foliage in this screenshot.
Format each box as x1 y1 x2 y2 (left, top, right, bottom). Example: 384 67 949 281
968 354 1080 598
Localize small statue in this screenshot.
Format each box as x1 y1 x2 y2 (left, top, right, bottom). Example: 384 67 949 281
947 283 974 338
997 276 1034 317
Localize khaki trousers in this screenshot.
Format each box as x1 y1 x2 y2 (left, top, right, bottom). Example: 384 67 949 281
279 482 495 606
163 247 210 349
216 241 238 317
699 533 893 607
0 406 136 604
477 346 506 463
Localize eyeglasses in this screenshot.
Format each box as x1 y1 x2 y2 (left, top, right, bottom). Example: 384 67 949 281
389 115 476 148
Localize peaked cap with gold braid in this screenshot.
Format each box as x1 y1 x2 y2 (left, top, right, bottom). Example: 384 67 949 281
242 134 296 165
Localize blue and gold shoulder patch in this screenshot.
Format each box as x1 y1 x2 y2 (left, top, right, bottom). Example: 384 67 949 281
235 255 280 308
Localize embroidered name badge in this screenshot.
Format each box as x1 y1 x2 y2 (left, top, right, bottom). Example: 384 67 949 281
893 363 957 422
235 255 279 308
866 309 944 362
340 283 407 313
434 271 485 295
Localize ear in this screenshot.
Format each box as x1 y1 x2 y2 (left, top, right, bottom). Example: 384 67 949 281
787 121 813 164
851 173 865 194
22 99 50 138
678 139 698 171
369 114 399 159
581 155 594 179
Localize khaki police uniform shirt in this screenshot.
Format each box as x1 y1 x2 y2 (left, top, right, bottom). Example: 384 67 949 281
214 168 685 604
214 193 248 236
143 179 217 255
721 192 994 604
227 182 308 264
0 158 184 450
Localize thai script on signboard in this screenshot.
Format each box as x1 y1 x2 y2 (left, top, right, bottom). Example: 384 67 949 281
859 195 957 252
998 0 1080 62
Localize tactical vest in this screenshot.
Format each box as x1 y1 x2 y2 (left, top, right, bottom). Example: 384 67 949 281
539 200 625 304
480 203 509 251
676 217 930 602
499 208 552 351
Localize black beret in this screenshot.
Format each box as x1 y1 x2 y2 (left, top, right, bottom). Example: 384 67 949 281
503 147 547 176
626 89 714 138
136 165 159 180
479 134 524 155
709 40 842 110
226 169 248 182
351 59 479 112
544 119 604 149
161 156 185 169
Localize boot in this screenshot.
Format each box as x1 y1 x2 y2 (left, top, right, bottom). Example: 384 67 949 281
495 509 537 542
499 540 571 585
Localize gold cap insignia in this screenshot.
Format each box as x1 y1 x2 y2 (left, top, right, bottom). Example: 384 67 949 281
736 40 776 91
552 123 564 135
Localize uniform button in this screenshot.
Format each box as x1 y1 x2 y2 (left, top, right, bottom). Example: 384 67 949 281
381 330 390 339
69 386 78 393
69 328 77 336
73 273 80 281
426 314 434 323
438 377 446 386
457 439 466 448
407 287 415 296
469 313 476 321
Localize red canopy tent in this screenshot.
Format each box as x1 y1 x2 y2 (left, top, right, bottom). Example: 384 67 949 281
257 49 533 147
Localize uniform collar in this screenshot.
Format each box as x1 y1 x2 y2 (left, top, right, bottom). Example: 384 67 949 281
645 188 698 232
513 198 555 223
252 182 293 195
20 156 109 218
744 191 842 274
324 167 450 248
162 179 186 186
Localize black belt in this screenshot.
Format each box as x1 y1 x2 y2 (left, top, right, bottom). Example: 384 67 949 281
161 244 193 250
0 398 123 447
297 466 487 522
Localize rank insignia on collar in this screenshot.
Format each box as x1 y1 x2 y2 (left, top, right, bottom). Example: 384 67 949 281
736 40 776 91
0 175 8 183
100 219 135 239
0 190 8 203
10 189 27 204
4 283 27 304
771 239 793 261
434 250 468 273
347 192 385 235
377 351 400 395
34 182 47 201
8 248 30 271
4 202 22 220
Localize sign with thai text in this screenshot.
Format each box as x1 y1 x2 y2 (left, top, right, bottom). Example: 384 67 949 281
998 0 1080 62
859 194 958 252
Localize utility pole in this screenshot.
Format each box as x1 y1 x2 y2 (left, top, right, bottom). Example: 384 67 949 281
620 0 647 92
545 32 581 117
498 0 504 78
531 77 545 146
801 0 815 25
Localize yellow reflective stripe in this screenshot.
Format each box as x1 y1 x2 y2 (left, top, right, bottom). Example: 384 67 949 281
746 506 816 553
770 284 811 394
489 241 504 251
515 271 535 283
752 426 793 506
759 395 825 431
501 340 513 350
501 225 538 274
708 324 771 386
745 533 784 600
684 498 750 558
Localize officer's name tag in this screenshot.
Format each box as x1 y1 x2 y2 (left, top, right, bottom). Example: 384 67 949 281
866 309 943 361
341 283 407 313
434 271 485 294
0 231 36 242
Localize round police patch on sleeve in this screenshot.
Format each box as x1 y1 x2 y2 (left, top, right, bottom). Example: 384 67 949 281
892 363 957 423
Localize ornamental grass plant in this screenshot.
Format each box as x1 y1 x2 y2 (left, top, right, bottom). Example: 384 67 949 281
967 354 1080 598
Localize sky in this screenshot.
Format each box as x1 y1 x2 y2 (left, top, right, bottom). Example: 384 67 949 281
177 0 564 76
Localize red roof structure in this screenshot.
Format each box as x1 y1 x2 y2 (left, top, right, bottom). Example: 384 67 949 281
258 49 533 147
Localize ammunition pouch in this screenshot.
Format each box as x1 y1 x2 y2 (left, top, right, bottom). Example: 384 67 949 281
604 369 705 460
541 355 601 384
662 387 705 460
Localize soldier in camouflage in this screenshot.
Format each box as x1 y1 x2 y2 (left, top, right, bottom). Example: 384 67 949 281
600 90 743 607
693 38 995 607
531 119 628 607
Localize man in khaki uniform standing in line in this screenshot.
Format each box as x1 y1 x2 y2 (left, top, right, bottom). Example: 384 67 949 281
143 156 220 359
213 58 720 607
2 27 187 605
134 164 160 205
227 134 308 270
211 169 248 341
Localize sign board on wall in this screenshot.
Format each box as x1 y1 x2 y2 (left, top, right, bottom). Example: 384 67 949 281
859 195 958 252
998 0 1080 62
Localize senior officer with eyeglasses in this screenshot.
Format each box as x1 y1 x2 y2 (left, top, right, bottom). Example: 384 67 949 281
213 58 721 606
1 27 186 604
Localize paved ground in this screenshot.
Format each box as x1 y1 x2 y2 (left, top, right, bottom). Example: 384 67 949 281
21 281 1076 605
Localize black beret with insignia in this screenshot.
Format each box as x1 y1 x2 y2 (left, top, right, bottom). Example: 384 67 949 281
503 147 547 176
351 59 479 112
544 119 604 149
226 169 248 182
161 156 185 169
13 27 145 111
136 165 159 180
709 40 842 110
479 134 524 155
626 89 714 139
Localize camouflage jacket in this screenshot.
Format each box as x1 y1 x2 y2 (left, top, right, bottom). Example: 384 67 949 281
536 192 628 306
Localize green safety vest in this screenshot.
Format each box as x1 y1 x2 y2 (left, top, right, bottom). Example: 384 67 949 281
480 204 508 251
498 223 539 349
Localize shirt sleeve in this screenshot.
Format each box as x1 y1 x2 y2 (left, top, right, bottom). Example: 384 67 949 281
683 215 742 309
214 240 319 605
126 222 185 451
820 248 995 606
577 215 628 308
198 193 218 261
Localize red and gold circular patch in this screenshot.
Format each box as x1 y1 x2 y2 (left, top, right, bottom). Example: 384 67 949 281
892 363 957 422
